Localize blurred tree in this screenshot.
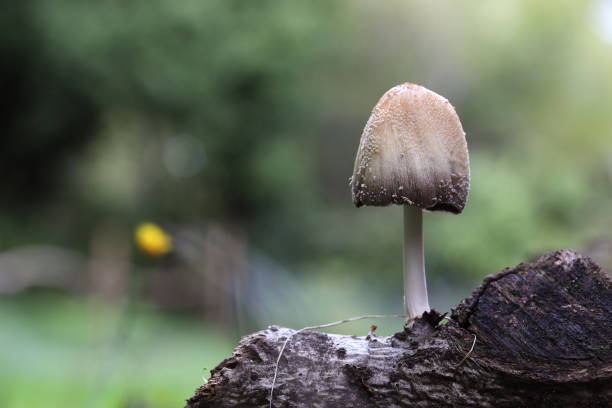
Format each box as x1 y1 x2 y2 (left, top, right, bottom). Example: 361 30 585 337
0 0 337 257
31 0 334 220
0 3 98 204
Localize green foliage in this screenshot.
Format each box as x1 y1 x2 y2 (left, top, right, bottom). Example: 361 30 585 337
4 0 610 272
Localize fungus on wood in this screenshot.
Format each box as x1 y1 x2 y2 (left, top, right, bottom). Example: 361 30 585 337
351 83 470 320
186 250 612 407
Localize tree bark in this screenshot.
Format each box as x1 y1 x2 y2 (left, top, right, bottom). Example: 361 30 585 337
186 250 612 408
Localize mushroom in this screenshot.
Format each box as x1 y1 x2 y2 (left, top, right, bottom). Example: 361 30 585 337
351 83 470 320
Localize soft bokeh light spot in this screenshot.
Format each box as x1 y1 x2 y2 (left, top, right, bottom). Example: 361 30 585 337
593 0 612 45
163 135 205 178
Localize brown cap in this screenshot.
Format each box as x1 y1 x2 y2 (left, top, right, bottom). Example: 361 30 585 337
351 83 470 213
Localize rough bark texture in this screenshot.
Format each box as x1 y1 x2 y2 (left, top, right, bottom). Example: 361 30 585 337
186 250 612 407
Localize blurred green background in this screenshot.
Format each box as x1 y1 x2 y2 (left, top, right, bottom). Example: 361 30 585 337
1 0 612 407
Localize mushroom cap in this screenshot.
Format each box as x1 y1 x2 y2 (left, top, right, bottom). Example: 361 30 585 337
351 83 470 213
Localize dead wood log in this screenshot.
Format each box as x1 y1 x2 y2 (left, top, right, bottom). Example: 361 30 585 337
186 250 612 407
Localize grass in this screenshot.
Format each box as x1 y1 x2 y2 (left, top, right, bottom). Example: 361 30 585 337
0 291 236 408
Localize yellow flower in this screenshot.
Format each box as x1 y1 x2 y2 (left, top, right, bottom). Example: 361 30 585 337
134 222 172 257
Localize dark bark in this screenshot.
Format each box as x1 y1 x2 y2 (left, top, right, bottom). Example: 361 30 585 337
186 250 612 407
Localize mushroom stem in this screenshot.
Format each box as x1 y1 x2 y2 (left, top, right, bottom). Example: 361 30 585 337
403 205 430 319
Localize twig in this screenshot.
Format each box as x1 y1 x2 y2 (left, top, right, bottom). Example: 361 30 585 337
456 334 477 367
269 314 413 408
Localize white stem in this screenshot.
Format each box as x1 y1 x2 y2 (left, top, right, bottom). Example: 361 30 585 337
403 205 430 319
